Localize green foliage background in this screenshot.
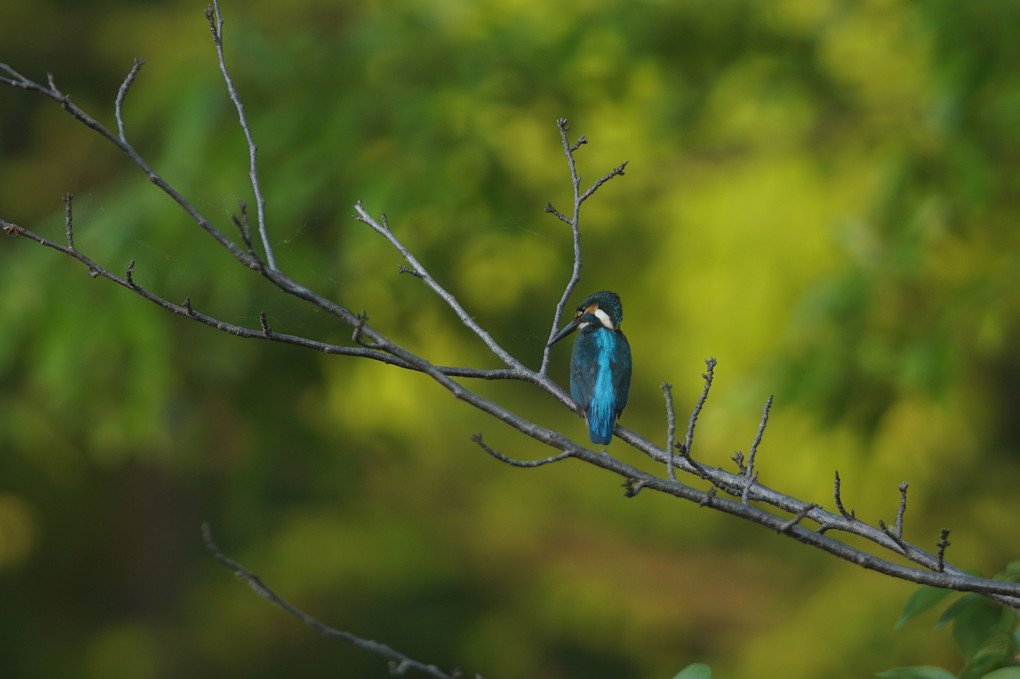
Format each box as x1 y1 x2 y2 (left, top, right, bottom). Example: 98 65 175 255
2 0 1020 677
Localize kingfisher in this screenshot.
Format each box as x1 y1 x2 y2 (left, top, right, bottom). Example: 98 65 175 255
548 290 632 445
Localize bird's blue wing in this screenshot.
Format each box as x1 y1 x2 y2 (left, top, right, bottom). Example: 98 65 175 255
612 331 631 415
568 334 599 411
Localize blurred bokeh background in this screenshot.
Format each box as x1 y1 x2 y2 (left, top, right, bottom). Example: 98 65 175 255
2 0 1020 677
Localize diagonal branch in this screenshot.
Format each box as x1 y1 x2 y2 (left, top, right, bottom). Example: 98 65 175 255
202 524 475 679
0 62 257 270
352 201 528 374
473 434 573 468
0 216 518 381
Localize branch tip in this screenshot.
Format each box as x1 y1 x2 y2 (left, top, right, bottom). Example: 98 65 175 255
115 57 145 141
579 159 629 203
206 0 276 270
352 310 371 346
474 434 571 468
683 356 716 460
732 450 746 473
833 470 856 521
936 528 951 573
699 486 717 507
398 265 424 278
63 192 75 250
746 393 773 476
661 381 677 481
259 311 271 337
893 481 909 540
569 135 587 153
622 478 646 498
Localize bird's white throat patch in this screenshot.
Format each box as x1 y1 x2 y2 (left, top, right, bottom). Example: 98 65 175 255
593 307 615 330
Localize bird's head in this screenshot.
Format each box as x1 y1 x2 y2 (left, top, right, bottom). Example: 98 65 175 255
547 290 624 346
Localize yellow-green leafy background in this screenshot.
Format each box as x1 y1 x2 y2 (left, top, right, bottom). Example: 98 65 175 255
2 0 1019 677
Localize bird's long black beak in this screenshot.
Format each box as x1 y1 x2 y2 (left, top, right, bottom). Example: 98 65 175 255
547 316 581 347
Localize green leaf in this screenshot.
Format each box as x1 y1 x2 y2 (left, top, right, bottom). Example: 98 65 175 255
875 666 956 679
958 632 1018 679
978 667 1020 679
673 663 713 679
896 585 955 628
952 598 1011 660
998 561 1020 583
938 594 984 629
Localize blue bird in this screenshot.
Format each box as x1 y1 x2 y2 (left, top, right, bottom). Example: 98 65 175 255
548 290 631 445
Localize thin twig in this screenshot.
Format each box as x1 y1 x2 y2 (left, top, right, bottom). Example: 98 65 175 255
746 394 773 477
543 201 571 225
539 118 627 376
578 160 628 204
896 482 909 539
622 478 646 498
472 434 572 468
206 1 276 270
0 64 257 268
201 524 469 679
1 218 19 236
231 199 260 263
879 483 910 544
62 192 75 250
731 451 746 474
682 357 717 458
115 58 144 142
353 201 526 372
699 486 717 507
936 529 951 573
833 471 855 521
2 218 521 379
126 259 137 289
779 504 818 533
662 382 677 481
398 265 424 278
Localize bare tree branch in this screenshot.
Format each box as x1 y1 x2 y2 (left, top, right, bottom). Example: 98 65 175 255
202 524 478 679
746 394 773 476
4 2 1020 640
937 528 951 574
539 118 628 376
205 1 276 270
0 61 257 269
682 357 716 459
115 57 144 142
473 434 573 468
662 382 677 481
352 201 527 373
